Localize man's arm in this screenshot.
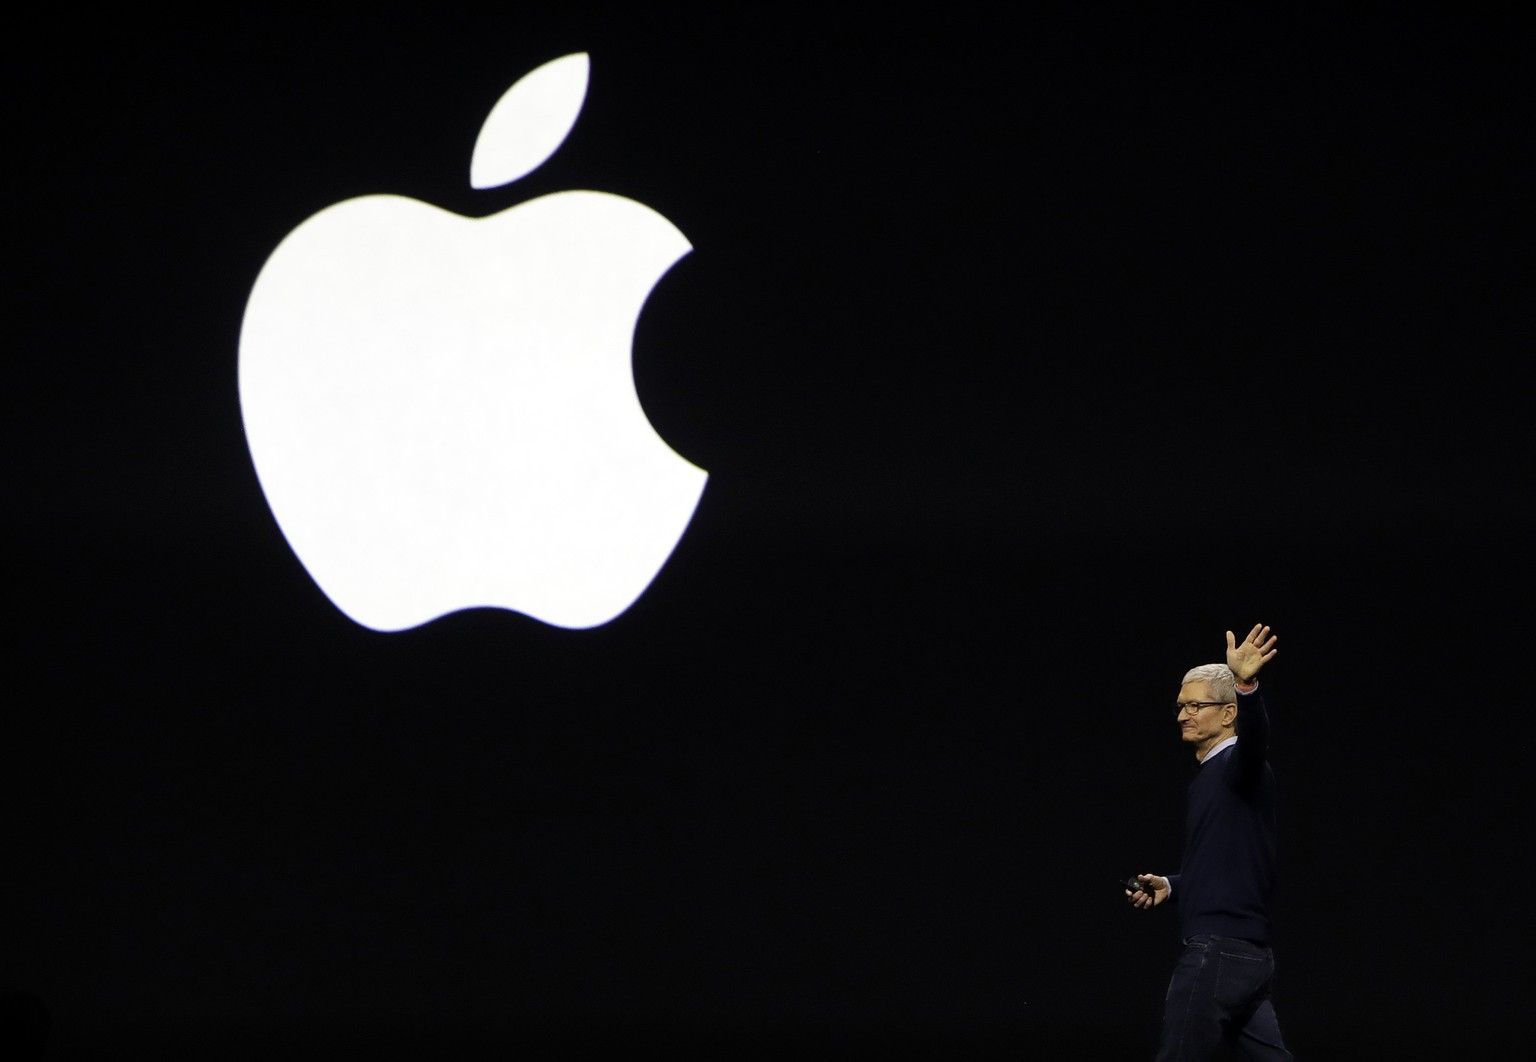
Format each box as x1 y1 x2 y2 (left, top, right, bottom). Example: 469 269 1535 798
1228 624 1279 785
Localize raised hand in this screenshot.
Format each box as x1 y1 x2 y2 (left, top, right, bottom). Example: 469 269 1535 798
1226 624 1278 685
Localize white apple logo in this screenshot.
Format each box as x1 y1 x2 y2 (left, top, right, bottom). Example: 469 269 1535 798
239 53 707 632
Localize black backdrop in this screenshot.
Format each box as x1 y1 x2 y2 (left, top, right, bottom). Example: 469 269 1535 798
9 9 1530 1059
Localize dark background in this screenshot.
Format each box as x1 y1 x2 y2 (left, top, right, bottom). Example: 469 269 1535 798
9 8 1530 1059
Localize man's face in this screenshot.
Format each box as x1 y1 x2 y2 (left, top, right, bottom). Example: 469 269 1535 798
1176 679 1233 751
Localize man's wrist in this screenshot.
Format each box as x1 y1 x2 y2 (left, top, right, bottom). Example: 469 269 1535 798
1235 678 1259 692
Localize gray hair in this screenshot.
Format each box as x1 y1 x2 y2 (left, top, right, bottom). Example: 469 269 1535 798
1181 663 1237 703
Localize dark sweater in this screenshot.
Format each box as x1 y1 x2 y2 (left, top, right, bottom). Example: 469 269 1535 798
1166 687 1280 946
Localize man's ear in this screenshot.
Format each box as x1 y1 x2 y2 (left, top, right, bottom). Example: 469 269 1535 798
1222 702 1238 726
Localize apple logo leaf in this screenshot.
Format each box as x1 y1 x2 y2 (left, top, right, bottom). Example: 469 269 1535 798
470 52 590 190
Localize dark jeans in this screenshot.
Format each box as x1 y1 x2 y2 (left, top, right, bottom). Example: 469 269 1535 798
1155 934 1293 1061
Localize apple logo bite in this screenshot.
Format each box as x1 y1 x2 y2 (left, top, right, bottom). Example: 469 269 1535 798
238 53 707 632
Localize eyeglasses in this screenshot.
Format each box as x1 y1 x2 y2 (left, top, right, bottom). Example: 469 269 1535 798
1173 700 1229 717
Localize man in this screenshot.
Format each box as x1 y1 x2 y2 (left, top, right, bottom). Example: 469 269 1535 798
1127 623 1294 1061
